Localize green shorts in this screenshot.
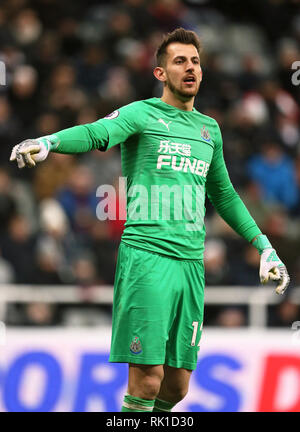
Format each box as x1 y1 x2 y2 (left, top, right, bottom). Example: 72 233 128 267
109 241 205 370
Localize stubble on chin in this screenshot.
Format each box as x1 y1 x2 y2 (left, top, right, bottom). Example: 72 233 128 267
166 79 199 100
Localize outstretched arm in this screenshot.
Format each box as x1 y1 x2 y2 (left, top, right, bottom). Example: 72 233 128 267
10 122 110 168
10 102 142 168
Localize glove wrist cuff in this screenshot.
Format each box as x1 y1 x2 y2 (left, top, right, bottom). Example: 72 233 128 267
38 134 60 151
253 234 273 255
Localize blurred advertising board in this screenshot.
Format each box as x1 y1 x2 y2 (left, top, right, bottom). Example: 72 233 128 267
0 328 299 412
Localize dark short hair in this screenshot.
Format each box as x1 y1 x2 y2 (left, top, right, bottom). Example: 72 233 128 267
156 28 202 66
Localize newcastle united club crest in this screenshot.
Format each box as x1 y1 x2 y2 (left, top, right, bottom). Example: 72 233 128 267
130 336 142 354
201 126 211 142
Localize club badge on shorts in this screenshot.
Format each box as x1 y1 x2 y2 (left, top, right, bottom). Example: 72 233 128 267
130 336 142 354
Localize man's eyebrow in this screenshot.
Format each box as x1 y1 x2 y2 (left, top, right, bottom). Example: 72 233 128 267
173 55 200 61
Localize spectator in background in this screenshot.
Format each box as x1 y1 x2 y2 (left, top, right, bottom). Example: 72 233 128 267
76 43 108 94
215 307 246 328
0 167 36 234
58 17 82 58
247 140 298 212
275 112 300 155
31 31 61 84
72 253 99 288
239 180 269 228
31 111 61 140
204 238 232 286
78 106 122 195
238 53 264 93
34 198 78 284
268 299 300 327
122 0 155 39
149 0 185 32
22 302 61 326
0 168 17 234
45 62 87 128
8 65 39 131
90 220 119 285
81 148 121 199
56 165 99 244
34 152 76 201
230 243 260 287
103 10 136 61
0 96 21 165
33 240 65 285
0 214 36 284
260 79 299 125
10 8 42 51
98 66 136 107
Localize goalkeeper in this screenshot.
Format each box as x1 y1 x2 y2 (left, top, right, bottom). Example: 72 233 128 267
10 28 290 413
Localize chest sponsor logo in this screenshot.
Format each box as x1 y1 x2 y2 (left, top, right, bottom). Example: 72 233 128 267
156 140 210 177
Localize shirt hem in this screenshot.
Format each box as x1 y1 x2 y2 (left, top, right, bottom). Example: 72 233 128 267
120 240 204 262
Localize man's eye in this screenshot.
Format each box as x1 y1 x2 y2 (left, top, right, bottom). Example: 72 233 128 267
176 60 183 64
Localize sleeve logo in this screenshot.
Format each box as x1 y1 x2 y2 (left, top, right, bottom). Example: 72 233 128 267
104 110 120 120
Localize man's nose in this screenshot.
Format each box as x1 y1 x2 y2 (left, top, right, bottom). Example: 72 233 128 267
186 61 195 71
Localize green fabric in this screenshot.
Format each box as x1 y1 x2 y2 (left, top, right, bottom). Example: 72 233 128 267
47 123 109 153
252 234 273 255
121 394 155 412
153 398 176 412
109 242 204 370
45 97 262 259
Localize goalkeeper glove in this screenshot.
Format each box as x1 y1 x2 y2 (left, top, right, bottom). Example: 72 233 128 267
9 135 58 168
252 234 290 295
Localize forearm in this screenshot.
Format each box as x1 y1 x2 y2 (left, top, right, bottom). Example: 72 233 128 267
45 122 109 154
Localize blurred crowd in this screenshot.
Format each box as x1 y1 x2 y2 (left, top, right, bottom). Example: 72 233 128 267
0 0 300 327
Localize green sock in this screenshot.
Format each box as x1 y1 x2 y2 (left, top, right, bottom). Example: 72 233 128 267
153 398 176 412
121 393 155 412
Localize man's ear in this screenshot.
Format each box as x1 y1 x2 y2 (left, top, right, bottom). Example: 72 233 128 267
200 66 203 82
153 67 166 83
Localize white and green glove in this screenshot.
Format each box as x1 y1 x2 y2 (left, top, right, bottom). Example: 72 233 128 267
253 234 290 295
10 135 58 169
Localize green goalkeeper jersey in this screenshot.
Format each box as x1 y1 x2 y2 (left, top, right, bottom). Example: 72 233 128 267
50 97 261 259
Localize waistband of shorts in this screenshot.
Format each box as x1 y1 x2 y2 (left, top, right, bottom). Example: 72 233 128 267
120 240 204 263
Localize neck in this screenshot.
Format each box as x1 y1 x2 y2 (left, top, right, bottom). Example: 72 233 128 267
161 89 194 111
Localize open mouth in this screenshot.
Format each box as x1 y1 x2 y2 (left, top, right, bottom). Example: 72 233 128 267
183 76 196 84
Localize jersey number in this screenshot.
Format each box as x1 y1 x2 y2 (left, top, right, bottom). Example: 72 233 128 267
191 321 203 346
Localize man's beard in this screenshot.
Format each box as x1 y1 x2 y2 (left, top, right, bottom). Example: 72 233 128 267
166 76 199 100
